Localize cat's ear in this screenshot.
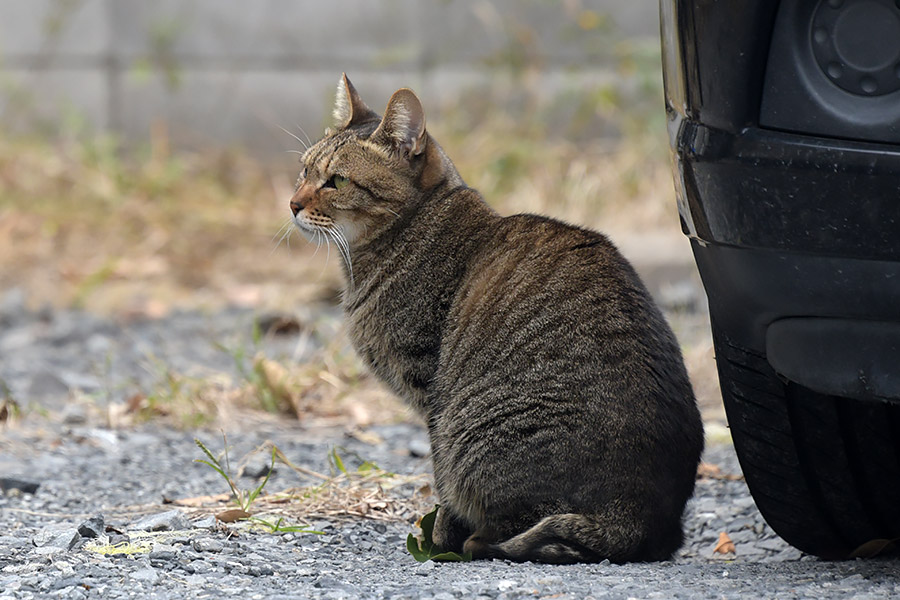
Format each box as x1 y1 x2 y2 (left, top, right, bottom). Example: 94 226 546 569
333 73 377 129
371 88 426 159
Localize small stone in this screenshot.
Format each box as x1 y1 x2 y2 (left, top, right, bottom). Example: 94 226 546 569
756 537 788 552
192 515 217 529
61 404 88 425
77 515 105 539
415 561 436 575
312 521 333 533
192 538 224 553
0 477 40 494
187 560 211 574
32 528 80 550
408 439 431 458
131 510 191 532
149 545 177 562
735 542 767 556
26 368 69 399
33 546 66 557
497 579 518 591
131 567 159 584
249 564 275 577
50 576 82 592
241 462 275 479
313 575 344 588
0 535 29 549
767 547 803 562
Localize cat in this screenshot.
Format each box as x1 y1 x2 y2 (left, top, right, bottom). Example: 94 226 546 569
289 74 704 564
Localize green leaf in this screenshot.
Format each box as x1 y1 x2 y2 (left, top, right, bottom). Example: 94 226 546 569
406 533 431 562
357 460 379 474
245 447 276 507
419 505 437 545
429 550 474 562
330 448 347 475
406 505 473 563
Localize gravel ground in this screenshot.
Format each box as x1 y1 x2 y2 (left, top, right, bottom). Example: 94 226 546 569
1 295 898 599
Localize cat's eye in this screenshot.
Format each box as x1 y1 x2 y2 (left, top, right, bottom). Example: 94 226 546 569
324 174 350 190
295 167 307 191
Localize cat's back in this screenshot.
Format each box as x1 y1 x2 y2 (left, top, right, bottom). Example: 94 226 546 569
442 212 681 383
431 212 700 533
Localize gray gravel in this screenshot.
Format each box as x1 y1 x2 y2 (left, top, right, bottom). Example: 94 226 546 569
1 295 899 598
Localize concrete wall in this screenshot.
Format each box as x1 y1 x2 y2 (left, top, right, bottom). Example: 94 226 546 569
0 0 659 153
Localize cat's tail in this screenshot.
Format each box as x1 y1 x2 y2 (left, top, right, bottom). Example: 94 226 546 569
466 511 682 564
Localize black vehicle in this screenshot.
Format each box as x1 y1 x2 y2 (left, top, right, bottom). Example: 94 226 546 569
660 0 900 558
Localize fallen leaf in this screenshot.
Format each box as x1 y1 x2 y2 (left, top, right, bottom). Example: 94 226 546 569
216 508 251 523
173 493 232 507
345 427 384 446
125 393 146 413
407 505 473 562
713 531 736 555
255 314 302 336
697 462 744 481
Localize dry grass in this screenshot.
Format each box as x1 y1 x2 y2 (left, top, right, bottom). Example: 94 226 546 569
100 329 410 430
0 129 337 316
0 65 721 429
182 440 435 529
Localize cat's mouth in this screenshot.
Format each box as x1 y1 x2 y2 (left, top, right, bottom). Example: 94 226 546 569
291 211 355 282
292 209 335 239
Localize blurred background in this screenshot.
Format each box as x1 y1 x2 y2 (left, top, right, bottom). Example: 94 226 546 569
0 1 721 429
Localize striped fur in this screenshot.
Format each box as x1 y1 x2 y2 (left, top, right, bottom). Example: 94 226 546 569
290 76 704 563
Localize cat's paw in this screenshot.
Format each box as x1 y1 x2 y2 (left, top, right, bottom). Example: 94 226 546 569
462 531 502 559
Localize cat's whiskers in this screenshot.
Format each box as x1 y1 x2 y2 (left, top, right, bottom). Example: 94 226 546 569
278 125 309 151
310 228 322 258
295 124 313 149
271 218 296 254
336 225 353 287
329 225 354 287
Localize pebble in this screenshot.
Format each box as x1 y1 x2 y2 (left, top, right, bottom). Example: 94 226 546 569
77 515 104 539
131 510 192 532
192 538 224 553
1 307 898 598
0 477 40 495
32 528 80 550
130 567 159 584
408 439 431 458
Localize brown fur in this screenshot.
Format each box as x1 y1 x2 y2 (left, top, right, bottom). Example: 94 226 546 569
289 75 704 563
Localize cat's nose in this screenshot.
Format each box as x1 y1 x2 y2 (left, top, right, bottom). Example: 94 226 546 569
290 184 314 216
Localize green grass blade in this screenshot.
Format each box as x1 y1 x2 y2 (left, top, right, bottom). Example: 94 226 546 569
330 448 347 475
194 459 229 481
246 447 277 506
194 438 220 466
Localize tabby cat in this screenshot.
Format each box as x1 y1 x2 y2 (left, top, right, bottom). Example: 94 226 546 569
289 75 703 564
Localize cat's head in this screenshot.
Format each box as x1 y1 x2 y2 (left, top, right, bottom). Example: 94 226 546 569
289 74 449 250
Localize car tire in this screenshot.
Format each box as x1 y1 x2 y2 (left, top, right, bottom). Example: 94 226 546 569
712 323 900 558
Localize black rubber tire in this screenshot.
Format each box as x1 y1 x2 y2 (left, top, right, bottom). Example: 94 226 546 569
712 325 900 558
